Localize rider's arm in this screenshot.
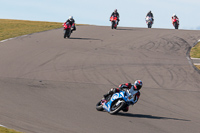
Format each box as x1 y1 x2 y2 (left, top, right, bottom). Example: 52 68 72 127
119 83 131 89
131 91 140 105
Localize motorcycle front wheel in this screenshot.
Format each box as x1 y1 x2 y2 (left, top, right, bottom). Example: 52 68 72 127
96 101 104 111
174 23 178 29
64 29 71 38
110 100 126 115
111 21 115 29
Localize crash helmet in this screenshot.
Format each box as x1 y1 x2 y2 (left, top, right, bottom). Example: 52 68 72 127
134 80 143 90
173 14 176 17
114 9 117 13
69 16 73 20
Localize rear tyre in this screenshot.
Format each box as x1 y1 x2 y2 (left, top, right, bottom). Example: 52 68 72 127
96 101 104 111
110 100 126 115
114 24 117 29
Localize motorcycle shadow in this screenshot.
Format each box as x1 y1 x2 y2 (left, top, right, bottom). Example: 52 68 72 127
69 37 101 41
117 113 190 121
116 28 135 31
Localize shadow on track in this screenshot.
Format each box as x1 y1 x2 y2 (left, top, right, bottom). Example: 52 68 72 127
116 28 138 31
69 37 101 40
117 113 190 121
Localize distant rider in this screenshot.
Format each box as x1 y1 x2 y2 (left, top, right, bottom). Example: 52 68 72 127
110 9 120 25
103 80 143 112
146 10 154 23
171 14 179 24
65 16 76 33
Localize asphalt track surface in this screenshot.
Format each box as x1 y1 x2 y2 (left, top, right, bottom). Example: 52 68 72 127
0 25 200 133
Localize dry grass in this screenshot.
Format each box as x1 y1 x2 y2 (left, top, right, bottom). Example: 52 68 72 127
195 65 200 70
190 42 200 58
0 126 22 133
190 42 200 70
0 19 62 41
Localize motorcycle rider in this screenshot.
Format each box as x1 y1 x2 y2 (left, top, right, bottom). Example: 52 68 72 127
65 16 76 33
171 14 179 24
103 80 143 112
146 10 154 23
110 9 120 25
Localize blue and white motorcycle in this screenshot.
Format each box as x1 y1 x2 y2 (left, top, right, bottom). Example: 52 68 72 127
96 90 134 114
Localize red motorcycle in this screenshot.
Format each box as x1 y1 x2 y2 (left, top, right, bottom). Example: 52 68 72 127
172 18 179 29
110 16 118 29
63 22 74 38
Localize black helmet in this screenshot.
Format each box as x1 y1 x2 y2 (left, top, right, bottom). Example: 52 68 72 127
134 80 143 90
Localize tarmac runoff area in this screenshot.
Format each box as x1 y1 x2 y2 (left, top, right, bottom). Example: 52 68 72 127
0 26 200 133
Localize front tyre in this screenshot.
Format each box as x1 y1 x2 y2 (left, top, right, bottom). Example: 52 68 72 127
96 101 104 111
174 22 178 29
111 21 115 29
64 30 67 38
110 100 126 115
64 29 71 38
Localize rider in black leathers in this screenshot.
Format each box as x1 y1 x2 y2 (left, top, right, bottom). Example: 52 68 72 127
65 16 76 33
110 9 120 25
146 10 154 23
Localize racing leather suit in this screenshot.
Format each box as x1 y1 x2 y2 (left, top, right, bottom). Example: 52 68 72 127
104 83 140 112
65 19 76 32
171 16 179 24
110 12 120 24
146 12 154 23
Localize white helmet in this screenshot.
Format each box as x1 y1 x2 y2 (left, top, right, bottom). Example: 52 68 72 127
69 16 73 20
173 14 176 17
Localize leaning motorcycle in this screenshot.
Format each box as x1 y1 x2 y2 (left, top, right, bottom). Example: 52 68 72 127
96 90 134 114
110 16 118 29
145 16 153 28
172 18 179 29
63 22 74 38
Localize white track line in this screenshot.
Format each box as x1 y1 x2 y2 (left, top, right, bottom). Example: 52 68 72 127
0 35 28 43
191 58 200 60
0 124 7 128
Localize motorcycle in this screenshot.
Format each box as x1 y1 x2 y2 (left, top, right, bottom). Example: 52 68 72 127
63 22 74 38
145 16 153 28
96 90 134 114
110 16 118 29
172 18 179 29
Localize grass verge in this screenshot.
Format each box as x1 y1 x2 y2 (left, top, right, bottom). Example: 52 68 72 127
190 42 200 58
195 65 200 70
190 42 200 70
0 126 22 133
0 19 62 41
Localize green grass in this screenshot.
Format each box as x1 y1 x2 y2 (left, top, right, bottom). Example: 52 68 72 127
0 126 22 133
190 42 200 58
0 19 63 41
